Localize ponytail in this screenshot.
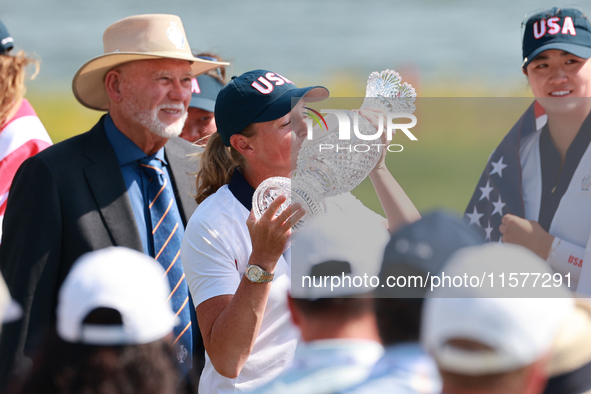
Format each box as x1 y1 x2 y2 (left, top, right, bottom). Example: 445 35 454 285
195 124 257 203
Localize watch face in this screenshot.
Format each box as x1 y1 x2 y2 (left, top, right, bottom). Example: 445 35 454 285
247 266 263 282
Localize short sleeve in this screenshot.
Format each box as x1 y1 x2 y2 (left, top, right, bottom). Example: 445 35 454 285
180 193 251 307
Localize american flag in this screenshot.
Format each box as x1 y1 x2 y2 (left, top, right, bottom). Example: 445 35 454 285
465 101 547 242
0 99 52 244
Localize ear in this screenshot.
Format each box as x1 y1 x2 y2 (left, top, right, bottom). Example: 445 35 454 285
286 293 302 327
522 67 529 77
230 133 256 157
104 69 123 104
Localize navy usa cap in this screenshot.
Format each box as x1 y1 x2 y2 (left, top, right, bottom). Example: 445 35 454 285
215 69 329 147
0 19 14 55
376 210 483 298
522 6 591 68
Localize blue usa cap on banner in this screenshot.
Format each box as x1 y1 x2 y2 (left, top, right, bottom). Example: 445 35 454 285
215 69 329 147
0 19 14 55
522 7 591 68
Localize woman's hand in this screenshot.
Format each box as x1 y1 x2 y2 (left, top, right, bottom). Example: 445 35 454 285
499 214 554 259
247 195 304 272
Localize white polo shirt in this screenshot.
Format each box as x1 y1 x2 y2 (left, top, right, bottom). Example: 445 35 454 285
520 128 591 290
181 175 384 393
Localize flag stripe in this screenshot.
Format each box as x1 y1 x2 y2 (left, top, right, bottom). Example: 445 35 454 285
0 139 51 194
0 111 52 160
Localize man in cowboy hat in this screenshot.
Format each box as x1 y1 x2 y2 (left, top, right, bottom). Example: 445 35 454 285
0 14 227 385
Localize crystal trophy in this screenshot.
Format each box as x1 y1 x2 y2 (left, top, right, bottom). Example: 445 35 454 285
252 70 416 229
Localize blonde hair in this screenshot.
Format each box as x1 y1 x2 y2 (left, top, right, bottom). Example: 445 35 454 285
195 124 257 203
0 50 39 124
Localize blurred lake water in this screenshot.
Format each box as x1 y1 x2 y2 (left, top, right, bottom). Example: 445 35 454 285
5 0 566 92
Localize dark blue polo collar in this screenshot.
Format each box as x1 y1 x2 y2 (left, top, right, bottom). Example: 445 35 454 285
228 169 255 211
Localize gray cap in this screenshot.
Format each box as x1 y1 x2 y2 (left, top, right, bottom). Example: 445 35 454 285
189 74 224 112
376 210 483 298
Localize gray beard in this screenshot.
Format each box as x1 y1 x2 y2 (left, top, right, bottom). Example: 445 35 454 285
122 97 188 139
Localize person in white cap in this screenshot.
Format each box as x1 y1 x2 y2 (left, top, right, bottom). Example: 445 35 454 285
13 247 182 394
544 299 591 394
0 14 227 385
251 213 389 394
422 243 574 394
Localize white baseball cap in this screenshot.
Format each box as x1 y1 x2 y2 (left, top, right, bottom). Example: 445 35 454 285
422 243 574 375
57 247 177 345
290 212 389 299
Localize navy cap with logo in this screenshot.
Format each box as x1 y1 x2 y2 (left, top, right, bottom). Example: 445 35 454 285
522 6 591 68
215 69 329 147
189 74 224 113
375 210 483 298
0 19 14 55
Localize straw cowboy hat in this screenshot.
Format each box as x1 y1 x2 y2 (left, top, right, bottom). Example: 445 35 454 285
72 14 228 111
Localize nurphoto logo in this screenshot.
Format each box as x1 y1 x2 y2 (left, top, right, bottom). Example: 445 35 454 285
304 109 417 153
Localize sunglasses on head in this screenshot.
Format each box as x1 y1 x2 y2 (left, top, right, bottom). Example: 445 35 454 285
196 55 224 80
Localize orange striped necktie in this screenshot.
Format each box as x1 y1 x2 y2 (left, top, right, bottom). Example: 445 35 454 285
140 157 192 370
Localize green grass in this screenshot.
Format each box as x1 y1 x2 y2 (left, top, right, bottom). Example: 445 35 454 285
26 89 102 143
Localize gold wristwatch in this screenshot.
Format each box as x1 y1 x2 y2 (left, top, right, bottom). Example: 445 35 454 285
245 264 274 283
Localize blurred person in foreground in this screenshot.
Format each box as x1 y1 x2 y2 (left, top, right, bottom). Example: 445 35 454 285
465 6 591 292
180 69 420 393
0 14 227 385
179 53 225 146
0 18 52 246
343 211 482 394
251 213 390 393
422 243 573 394
13 247 187 394
542 298 591 394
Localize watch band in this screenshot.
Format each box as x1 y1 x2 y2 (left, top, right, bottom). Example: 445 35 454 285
258 272 274 283
245 264 274 283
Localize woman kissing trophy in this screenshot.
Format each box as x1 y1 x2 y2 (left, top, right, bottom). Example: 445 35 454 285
253 69 417 229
